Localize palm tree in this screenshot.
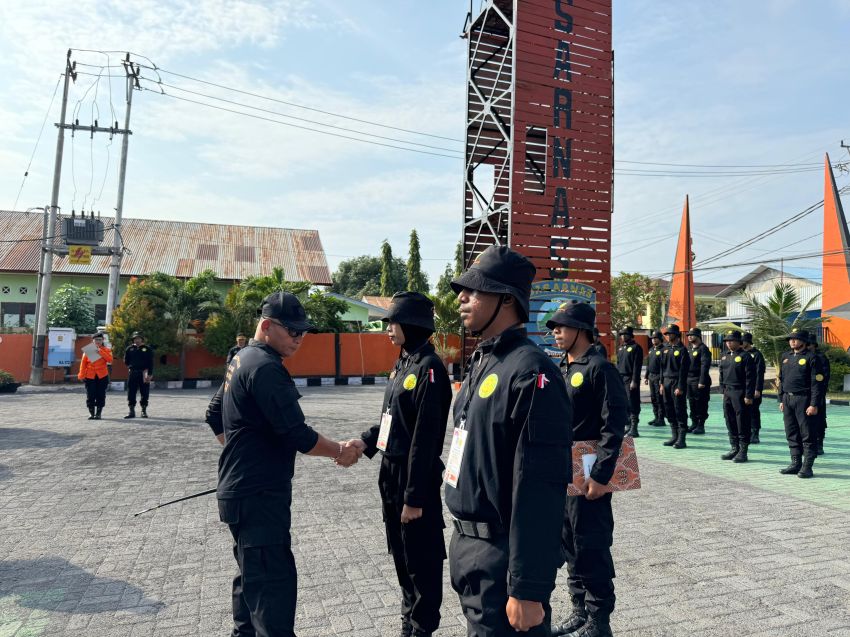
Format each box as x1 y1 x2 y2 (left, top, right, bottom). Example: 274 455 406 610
133 270 223 379
741 282 822 367
431 292 461 366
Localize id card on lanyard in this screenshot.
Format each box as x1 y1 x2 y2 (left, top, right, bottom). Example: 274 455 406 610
444 419 468 488
376 409 393 451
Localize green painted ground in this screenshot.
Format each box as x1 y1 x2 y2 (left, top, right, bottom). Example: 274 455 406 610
635 395 850 511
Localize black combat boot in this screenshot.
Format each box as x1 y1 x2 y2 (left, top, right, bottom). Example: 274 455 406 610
410 630 432 637
750 429 760 444
673 427 687 449
779 455 802 475
691 420 705 435
816 439 824 456
629 418 639 438
663 424 678 446
721 437 739 460
94 407 102 420
797 456 815 479
553 596 587 636
124 407 135 419
566 613 613 637
88 406 96 420
733 442 749 463
141 407 148 418
399 618 412 637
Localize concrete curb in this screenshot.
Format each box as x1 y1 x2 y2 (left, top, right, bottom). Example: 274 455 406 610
13 377 390 394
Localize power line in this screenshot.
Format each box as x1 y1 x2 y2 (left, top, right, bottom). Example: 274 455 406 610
12 74 63 212
616 159 824 169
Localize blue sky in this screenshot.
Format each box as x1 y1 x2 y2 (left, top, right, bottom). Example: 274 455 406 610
1 0 848 287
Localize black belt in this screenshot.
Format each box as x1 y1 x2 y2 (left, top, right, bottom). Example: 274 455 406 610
784 392 809 397
452 518 504 539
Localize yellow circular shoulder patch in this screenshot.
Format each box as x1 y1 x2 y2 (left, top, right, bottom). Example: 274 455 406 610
692 351 698 356
570 372 584 388
627 347 633 352
141 347 147 351
798 359 807 366
478 373 499 398
674 350 681 357
653 350 659 355
403 373 417 390
735 355 742 363
815 374 824 382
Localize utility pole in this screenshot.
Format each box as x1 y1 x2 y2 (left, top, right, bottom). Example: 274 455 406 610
105 54 139 324
30 51 75 386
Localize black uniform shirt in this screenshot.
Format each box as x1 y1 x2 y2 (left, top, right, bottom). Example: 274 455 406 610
124 344 154 372
589 342 608 359
645 344 664 378
747 346 766 393
444 327 572 603
779 349 824 406
814 351 831 391
661 342 690 391
779 350 826 407
719 347 756 398
206 340 319 499
361 342 451 507
687 343 712 386
560 348 627 484
615 340 643 384
226 345 244 365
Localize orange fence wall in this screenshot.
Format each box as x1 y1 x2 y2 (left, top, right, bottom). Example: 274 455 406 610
0 332 462 383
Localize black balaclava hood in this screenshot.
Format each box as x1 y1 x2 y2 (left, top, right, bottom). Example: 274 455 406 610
399 323 433 354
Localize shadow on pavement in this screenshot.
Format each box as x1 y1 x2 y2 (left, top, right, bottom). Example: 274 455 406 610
0 556 163 614
0 465 11 481
0 428 83 451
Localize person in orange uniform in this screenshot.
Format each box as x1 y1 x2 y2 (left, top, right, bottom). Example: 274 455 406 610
77 332 113 420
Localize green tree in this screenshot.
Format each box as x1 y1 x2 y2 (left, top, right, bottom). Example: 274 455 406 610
696 298 726 322
204 268 350 357
380 240 406 297
431 291 461 365
454 241 464 275
436 262 455 297
741 282 822 367
331 255 407 298
406 229 429 294
610 273 665 330
47 284 96 334
127 270 223 379
111 277 180 357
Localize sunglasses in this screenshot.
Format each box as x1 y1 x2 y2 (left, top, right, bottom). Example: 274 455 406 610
267 318 305 338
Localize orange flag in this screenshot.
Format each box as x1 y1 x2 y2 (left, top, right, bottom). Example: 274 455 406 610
666 195 695 331
821 153 850 349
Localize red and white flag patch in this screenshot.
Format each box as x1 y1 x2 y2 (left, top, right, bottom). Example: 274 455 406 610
536 373 549 389
429 368 435 383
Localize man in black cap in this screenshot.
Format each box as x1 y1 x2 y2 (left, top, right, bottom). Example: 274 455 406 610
227 333 248 366
205 291 363 637
778 329 825 478
806 336 830 456
548 302 627 637
741 333 766 443
615 327 643 437
644 331 666 427
446 245 573 636
660 324 690 448
347 292 452 637
589 328 608 359
718 330 756 463
685 327 712 435
124 331 154 418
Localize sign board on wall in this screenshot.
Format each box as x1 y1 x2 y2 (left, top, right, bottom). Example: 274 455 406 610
527 280 597 358
47 328 76 367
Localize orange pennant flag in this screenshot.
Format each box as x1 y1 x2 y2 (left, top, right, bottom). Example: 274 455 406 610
666 195 695 332
821 153 850 349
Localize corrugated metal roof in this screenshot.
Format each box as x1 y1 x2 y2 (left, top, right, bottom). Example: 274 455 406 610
0 210 332 285
361 296 393 310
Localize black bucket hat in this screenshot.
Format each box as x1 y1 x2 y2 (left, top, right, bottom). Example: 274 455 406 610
620 326 635 337
786 329 810 342
687 327 702 337
131 331 144 339
259 292 317 333
722 329 743 342
451 245 536 321
385 291 435 331
663 324 681 336
546 301 596 331
742 332 753 344
93 332 105 339
651 330 664 341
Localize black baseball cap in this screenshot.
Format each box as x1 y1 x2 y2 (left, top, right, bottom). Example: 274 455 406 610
546 300 595 331
620 326 635 337
786 329 810 342
451 245 535 321
651 330 664 340
663 324 681 336
385 291 435 331
687 327 702 337
723 329 743 342
131 331 143 339
259 292 317 333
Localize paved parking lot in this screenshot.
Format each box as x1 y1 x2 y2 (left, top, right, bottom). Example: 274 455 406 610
1 386 849 636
